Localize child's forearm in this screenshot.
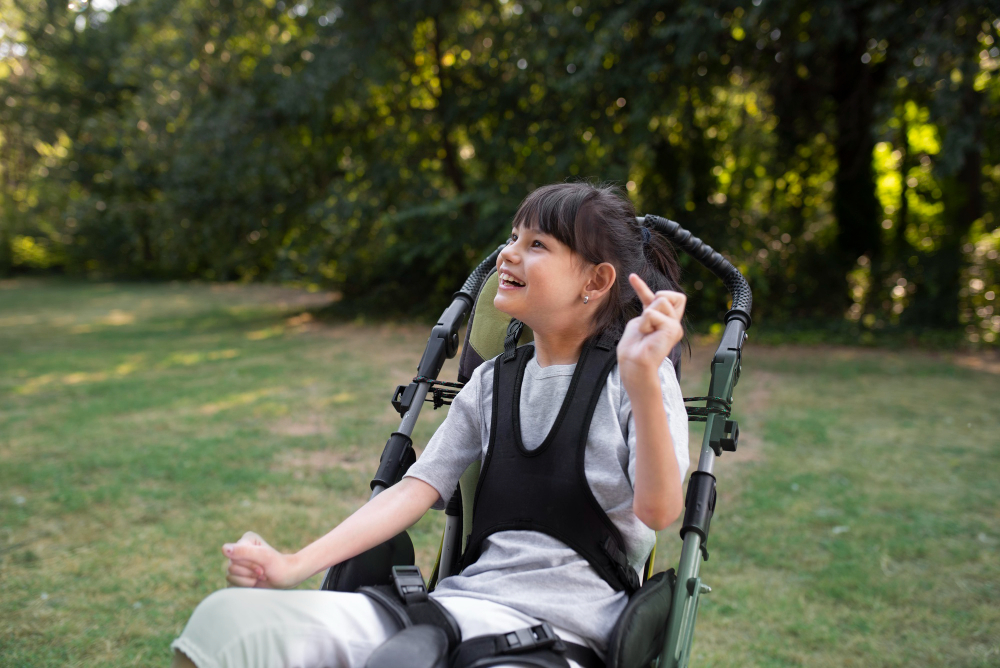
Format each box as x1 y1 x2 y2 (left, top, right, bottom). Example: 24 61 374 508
291 477 441 581
627 369 683 531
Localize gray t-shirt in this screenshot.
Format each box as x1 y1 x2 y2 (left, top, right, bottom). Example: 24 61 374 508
404 352 689 650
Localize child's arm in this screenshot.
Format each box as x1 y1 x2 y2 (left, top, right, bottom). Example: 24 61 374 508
618 274 687 531
223 476 440 589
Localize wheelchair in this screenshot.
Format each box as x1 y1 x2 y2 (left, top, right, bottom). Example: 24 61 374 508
319 215 752 668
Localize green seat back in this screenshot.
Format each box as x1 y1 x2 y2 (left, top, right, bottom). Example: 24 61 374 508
465 271 533 367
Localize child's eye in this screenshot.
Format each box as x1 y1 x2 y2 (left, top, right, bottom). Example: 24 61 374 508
531 240 545 248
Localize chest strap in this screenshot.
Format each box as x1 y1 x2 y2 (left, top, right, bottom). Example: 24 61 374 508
460 334 640 593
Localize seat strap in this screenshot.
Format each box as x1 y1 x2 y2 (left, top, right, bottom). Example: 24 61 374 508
358 566 462 647
360 568 604 668
451 624 604 668
563 642 605 668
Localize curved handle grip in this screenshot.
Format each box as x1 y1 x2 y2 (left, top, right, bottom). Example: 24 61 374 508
457 245 504 303
640 215 752 327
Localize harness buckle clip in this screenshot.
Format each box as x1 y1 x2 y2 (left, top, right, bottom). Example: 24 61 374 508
390 565 428 604
497 623 566 655
602 536 641 592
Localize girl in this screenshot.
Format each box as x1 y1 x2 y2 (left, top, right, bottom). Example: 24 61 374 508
171 182 689 668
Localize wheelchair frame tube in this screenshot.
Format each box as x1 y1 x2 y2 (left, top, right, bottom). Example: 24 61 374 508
369 247 503 500
641 214 750 668
660 320 745 668
370 380 432 500
437 492 464 580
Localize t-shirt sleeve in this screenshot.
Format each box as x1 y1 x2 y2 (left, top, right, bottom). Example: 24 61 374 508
403 361 488 510
623 357 690 488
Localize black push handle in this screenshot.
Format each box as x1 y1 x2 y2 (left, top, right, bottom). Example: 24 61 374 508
416 245 505 380
640 215 752 327
457 245 504 304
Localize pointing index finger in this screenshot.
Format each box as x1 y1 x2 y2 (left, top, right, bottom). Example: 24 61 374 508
629 273 655 307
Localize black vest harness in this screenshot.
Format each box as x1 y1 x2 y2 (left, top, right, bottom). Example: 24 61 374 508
459 333 641 594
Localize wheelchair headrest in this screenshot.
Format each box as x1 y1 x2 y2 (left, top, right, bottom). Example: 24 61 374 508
457 269 533 382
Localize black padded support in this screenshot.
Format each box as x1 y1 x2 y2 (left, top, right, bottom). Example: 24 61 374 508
453 643 570 668
360 584 462 646
605 569 676 668
456 650 571 668
452 624 604 668
460 336 639 594
365 625 450 668
320 531 415 592
358 566 463 648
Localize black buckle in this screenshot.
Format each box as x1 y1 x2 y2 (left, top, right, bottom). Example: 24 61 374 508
497 623 565 655
502 319 524 362
391 565 427 604
602 536 641 592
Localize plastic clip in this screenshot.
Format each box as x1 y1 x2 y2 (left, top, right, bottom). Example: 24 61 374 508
391 383 418 417
498 623 565 655
720 420 739 452
391 565 427 604
602 536 641 592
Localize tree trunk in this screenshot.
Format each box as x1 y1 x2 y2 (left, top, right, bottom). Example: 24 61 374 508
831 15 884 303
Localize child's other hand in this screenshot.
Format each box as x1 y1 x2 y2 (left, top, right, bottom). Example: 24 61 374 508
223 531 303 589
618 274 685 383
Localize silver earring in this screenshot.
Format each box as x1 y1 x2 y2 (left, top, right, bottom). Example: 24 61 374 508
583 295 589 304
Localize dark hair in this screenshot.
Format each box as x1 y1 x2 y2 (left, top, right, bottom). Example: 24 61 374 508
512 181 684 339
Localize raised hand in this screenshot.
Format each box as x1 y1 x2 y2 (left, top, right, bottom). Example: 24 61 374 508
223 531 303 589
617 273 686 386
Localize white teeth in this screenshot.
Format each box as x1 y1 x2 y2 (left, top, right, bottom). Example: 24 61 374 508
500 272 525 287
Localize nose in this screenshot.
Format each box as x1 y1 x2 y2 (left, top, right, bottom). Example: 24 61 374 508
498 240 519 266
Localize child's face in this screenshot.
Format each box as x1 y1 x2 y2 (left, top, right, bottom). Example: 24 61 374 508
494 224 595 335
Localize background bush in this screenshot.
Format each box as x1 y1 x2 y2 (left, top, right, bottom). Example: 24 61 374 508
1 0 998 340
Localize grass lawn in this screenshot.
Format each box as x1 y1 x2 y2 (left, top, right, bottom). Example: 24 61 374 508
1 279 997 667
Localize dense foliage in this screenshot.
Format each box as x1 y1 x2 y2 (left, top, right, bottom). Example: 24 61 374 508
1 0 998 341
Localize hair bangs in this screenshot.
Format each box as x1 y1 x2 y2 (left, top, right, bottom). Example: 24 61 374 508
511 183 594 253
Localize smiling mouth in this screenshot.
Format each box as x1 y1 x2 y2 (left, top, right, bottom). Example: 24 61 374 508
499 271 525 288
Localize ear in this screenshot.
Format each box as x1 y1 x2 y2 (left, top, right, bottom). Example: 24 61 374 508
584 262 617 303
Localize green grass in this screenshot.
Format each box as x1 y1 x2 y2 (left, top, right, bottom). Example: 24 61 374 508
672 345 1000 667
1 279 998 667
